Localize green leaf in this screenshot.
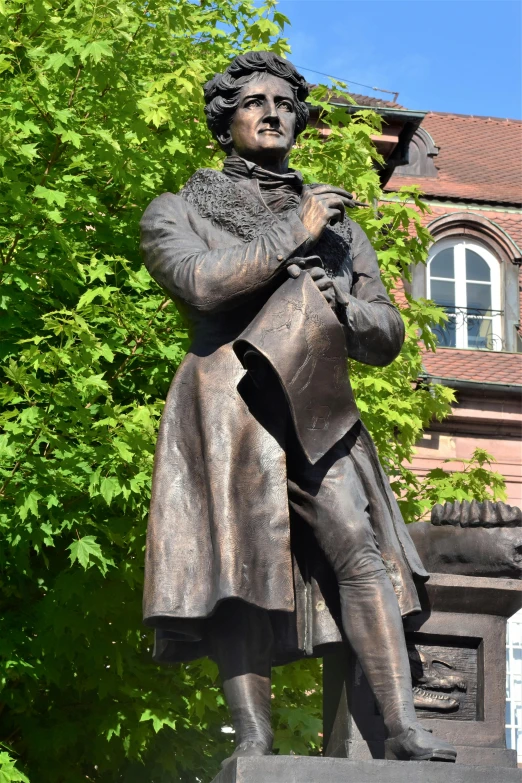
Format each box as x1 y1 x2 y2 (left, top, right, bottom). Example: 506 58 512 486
19 490 40 520
19 143 39 160
61 129 82 148
0 750 30 782
77 286 118 309
68 535 112 574
113 439 133 462
99 476 119 505
82 40 113 63
99 343 114 362
44 52 73 72
0 55 13 74
33 185 66 207
68 536 100 569
140 709 176 733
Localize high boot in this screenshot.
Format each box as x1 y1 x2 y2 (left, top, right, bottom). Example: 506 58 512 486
338 569 457 762
220 673 273 766
210 600 274 767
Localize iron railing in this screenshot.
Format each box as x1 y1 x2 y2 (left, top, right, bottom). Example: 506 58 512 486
432 307 504 351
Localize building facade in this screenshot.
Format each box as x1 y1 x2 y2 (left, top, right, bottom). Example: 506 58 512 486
385 110 522 508
386 108 522 761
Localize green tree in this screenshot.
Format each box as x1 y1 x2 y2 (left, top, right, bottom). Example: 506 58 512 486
0 2 505 781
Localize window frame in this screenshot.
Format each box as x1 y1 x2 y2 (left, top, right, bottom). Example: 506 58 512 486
427 237 503 351
506 609 522 761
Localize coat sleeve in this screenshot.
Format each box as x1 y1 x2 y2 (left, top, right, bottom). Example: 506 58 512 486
336 221 405 366
140 192 311 313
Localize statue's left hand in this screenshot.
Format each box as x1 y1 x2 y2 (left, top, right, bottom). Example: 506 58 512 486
307 266 338 309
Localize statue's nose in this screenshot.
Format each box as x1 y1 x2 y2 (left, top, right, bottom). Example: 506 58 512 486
263 100 279 123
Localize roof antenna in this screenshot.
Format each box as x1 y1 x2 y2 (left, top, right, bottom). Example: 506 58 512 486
295 64 400 102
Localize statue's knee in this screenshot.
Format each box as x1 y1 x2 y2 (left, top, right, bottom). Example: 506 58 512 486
333 516 384 579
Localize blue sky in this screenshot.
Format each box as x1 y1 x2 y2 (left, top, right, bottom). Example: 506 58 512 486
275 0 521 119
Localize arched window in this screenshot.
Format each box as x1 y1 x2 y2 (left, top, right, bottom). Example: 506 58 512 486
427 238 503 351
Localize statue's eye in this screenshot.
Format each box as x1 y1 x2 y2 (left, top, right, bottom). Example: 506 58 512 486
244 98 261 108
278 100 294 112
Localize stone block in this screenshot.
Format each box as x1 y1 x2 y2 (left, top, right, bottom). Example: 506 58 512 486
211 756 522 783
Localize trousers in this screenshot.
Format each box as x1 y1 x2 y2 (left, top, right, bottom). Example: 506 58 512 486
286 424 387 584
212 414 417 743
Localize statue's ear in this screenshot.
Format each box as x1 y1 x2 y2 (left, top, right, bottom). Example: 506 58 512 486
216 131 232 152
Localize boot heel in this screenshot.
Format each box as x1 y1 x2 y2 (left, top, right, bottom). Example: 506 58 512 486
385 724 457 762
384 743 400 761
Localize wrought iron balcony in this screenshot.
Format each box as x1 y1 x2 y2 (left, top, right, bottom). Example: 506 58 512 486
432 307 504 351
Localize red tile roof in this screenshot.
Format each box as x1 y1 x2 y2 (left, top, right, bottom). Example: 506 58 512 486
314 90 404 110
349 92 404 110
386 112 522 205
422 348 522 386
492 212 522 249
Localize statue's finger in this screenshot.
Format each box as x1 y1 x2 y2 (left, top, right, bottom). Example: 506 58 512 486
307 184 354 199
308 266 327 280
316 279 334 290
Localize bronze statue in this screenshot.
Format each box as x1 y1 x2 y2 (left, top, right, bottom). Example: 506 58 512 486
140 51 457 765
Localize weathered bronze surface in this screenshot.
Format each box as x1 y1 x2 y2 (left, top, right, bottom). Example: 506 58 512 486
409 500 522 578
140 51 456 765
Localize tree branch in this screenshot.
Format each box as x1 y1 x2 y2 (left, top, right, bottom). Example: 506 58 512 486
2 233 22 267
0 427 43 498
26 94 54 129
108 298 171 384
68 65 83 108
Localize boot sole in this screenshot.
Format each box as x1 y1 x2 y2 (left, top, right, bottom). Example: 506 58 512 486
385 749 457 762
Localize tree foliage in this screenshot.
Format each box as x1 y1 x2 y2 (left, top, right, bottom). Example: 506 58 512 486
0 1 505 781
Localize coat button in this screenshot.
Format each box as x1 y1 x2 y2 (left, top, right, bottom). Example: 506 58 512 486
277 254 284 262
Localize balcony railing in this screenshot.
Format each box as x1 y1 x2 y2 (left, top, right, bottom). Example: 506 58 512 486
432 307 504 351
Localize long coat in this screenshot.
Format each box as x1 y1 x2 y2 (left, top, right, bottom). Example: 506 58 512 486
140 168 428 665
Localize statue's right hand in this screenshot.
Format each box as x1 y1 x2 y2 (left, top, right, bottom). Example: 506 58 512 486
298 185 356 242
285 255 322 279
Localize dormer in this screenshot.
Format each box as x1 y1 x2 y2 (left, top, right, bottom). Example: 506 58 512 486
392 127 439 178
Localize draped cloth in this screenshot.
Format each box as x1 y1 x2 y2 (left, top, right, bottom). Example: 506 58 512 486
139 161 429 665
234 270 360 464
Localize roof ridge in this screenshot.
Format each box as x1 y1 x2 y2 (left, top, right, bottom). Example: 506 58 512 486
424 348 522 357
426 110 522 124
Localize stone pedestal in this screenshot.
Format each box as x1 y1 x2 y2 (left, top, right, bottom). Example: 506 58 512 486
211 756 522 782
323 573 522 768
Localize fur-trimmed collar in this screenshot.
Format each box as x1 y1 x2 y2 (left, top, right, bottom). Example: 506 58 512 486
180 168 352 277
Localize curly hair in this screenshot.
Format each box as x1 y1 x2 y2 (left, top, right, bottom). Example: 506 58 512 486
203 51 309 152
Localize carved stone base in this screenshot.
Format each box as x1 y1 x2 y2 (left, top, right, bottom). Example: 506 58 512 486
211 756 522 782
323 574 522 768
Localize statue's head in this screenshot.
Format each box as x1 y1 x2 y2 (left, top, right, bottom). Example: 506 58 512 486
204 51 309 166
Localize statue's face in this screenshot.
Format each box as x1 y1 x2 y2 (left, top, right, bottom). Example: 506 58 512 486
228 73 297 165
